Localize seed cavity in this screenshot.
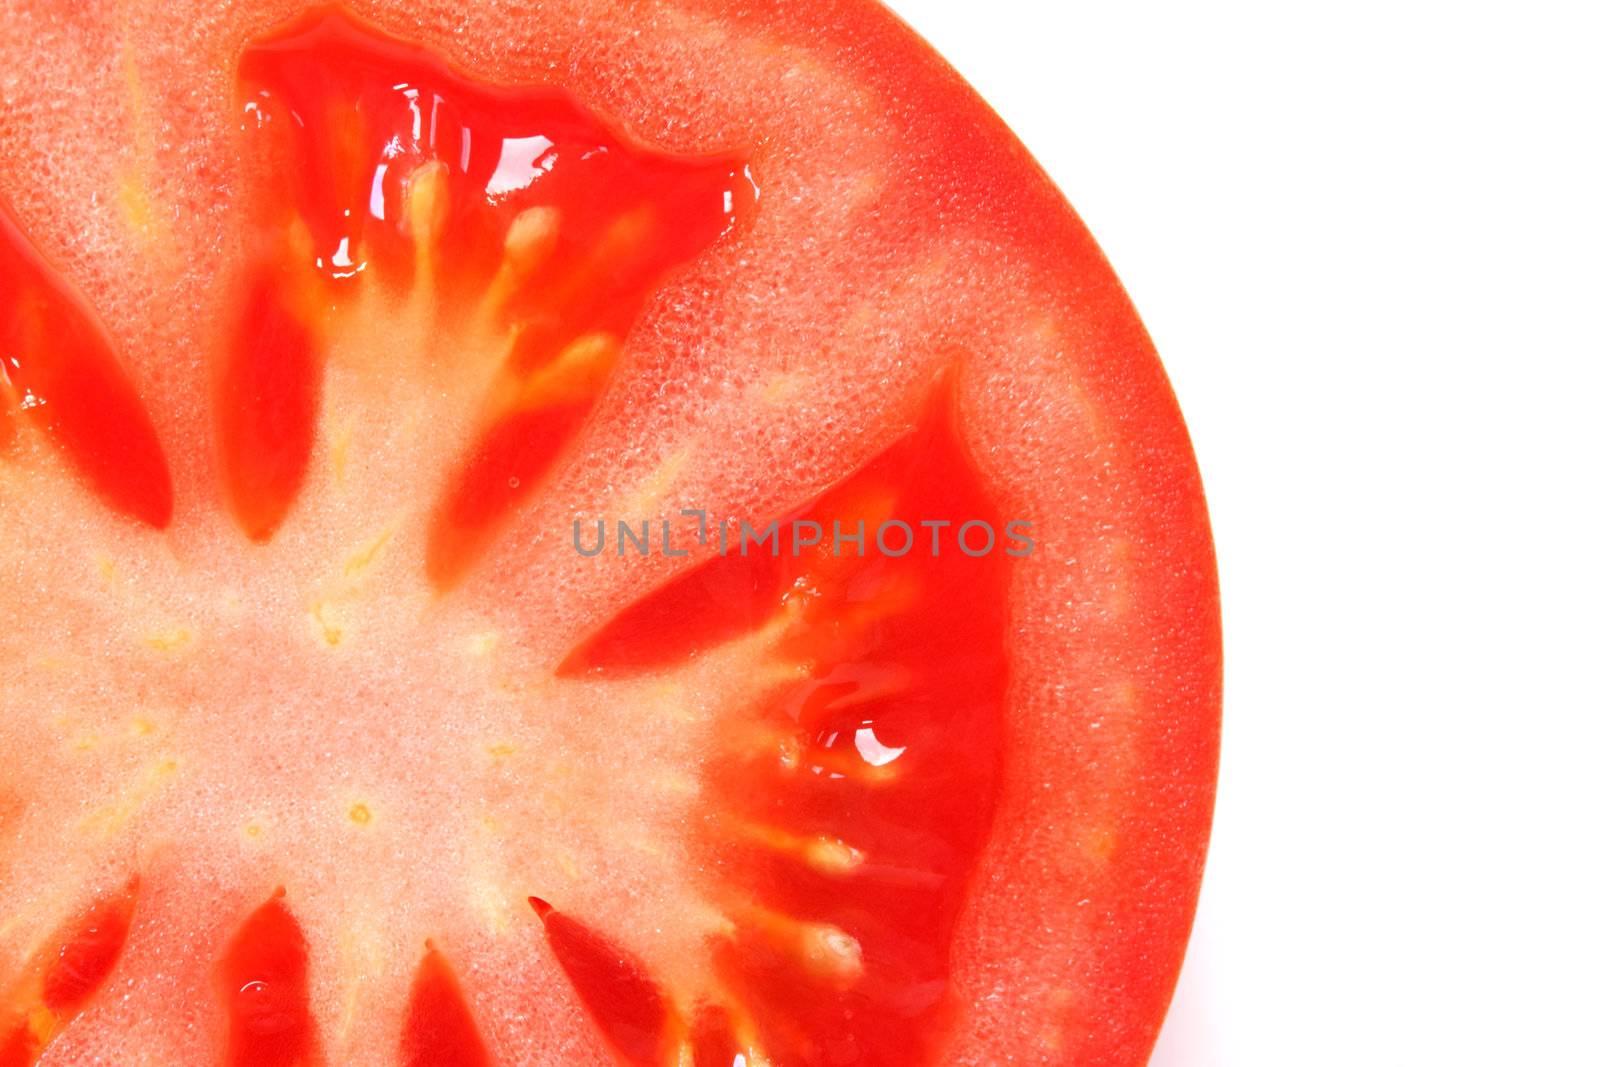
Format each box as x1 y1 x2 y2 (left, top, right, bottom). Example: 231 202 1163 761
218 890 321 1067
0 201 174 529
0 878 138 1064
402 944 490 1067
228 7 753 591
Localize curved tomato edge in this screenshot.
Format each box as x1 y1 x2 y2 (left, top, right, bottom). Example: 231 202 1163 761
0 1 1221 1060
670 1 1223 1060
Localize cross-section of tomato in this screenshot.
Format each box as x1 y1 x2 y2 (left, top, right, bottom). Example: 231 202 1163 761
0 3 1219 1066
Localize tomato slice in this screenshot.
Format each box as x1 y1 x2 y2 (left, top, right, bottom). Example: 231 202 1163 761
0 2 1219 1065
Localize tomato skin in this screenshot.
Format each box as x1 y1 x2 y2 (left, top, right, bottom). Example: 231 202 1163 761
0 1 1219 1064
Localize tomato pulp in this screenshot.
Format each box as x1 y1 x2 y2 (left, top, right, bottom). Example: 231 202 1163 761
0 2 1220 1065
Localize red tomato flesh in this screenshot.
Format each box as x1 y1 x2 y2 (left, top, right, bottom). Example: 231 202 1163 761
223 10 752 576
0 205 173 529
218 891 320 1067
0 2 1220 1065
0 881 138 1067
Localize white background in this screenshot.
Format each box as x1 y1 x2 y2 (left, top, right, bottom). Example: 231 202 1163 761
889 2 1599 1063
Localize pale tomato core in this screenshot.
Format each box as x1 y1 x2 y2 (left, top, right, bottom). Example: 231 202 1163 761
1 10 1015 1066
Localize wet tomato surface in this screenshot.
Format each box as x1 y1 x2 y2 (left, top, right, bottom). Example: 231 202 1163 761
0 3 1219 1065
